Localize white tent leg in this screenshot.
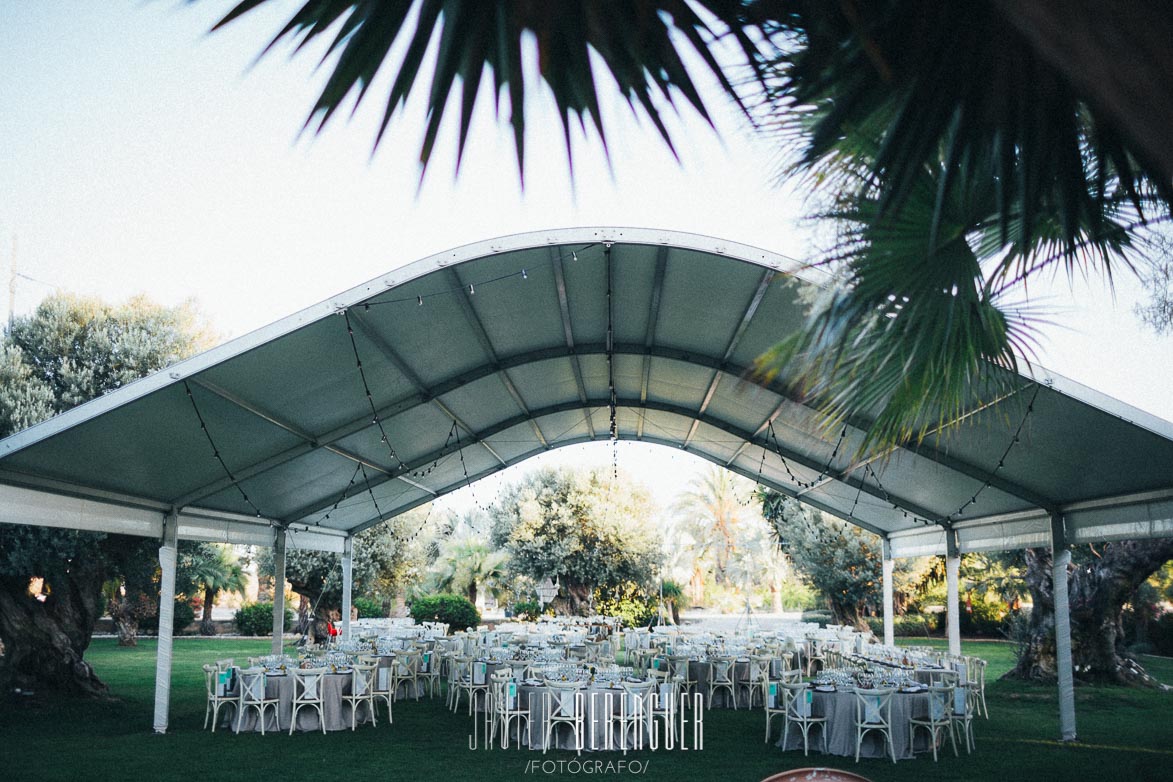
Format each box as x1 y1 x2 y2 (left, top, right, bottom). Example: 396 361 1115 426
341 536 353 641
271 529 287 655
945 532 961 658
152 511 179 734
881 538 895 647
1052 513 1077 741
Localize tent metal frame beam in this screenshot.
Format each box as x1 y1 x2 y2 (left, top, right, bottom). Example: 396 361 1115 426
348 309 506 468
548 246 597 441
171 344 1048 514
637 247 669 440
683 268 775 449
343 432 887 539
285 396 942 528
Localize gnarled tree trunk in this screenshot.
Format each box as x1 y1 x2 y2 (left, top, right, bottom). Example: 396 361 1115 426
107 589 155 647
0 556 109 697
1010 539 1173 686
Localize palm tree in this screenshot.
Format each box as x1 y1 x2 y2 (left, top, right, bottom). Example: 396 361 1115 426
188 544 248 636
429 514 509 607
672 467 759 588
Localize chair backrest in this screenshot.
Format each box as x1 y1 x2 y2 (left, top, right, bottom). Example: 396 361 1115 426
853 687 894 725
748 655 771 683
762 679 785 710
351 663 377 696
451 656 472 681
782 682 812 718
710 657 735 684
215 658 234 672
953 682 974 717
294 667 328 701
202 664 217 697
545 682 584 718
491 675 521 713
238 668 267 703
926 684 953 722
395 651 421 676
620 681 654 715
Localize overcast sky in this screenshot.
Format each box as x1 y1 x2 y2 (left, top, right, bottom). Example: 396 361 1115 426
3 2 1169 514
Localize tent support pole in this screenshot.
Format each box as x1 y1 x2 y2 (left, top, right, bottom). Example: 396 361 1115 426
271 528 286 655
1052 512 1078 741
881 537 895 647
152 511 179 734
945 530 961 657
341 535 354 641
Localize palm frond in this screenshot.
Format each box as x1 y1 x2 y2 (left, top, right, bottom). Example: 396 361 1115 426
759 1 1173 265
210 0 768 178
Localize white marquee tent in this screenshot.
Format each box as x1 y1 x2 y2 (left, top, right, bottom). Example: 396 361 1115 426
2 228 1171 738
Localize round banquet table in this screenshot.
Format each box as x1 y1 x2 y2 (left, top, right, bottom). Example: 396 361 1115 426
495 682 658 751
224 670 375 733
775 687 933 760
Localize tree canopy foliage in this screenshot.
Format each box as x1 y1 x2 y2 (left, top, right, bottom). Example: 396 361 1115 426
760 489 931 628
257 505 430 635
489 466 660 615
0 294 210 695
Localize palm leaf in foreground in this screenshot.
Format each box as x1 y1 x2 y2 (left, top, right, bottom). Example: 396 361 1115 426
209 0 766 178
755 155 1139 454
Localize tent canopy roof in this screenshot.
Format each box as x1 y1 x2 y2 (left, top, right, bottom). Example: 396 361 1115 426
2 228 1172 556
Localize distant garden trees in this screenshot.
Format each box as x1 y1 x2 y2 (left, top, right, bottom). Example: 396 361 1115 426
489 467 659 615
257 507 430 641
760 490 932 629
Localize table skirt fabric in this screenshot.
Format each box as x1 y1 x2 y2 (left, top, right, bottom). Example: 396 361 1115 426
224 672 375 733
776 689 931 760
504 685 656 751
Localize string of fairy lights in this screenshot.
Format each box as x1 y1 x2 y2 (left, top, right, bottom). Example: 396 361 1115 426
179 239 1041 554
182 380 267 520
733 384 1040 535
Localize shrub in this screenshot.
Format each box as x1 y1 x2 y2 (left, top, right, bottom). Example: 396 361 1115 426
593 582 658 627
800 609 833 627
961 596 1008 636
865 613 939 637
234 602 294 636
410 594 480 631
353 596 384 619
1149 611 1173 656
512 600 543 621
140 601 196 635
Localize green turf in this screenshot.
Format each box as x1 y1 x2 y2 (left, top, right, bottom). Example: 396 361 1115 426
1 638 1170 782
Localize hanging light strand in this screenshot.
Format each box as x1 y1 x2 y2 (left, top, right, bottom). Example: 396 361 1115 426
358 245 593 310
863 383 1040 527
357 462 386 525
182 380 266 519
342 309 405 470
765 420 849 490
452 421 488 521
605 243 618 444
317 462 363 527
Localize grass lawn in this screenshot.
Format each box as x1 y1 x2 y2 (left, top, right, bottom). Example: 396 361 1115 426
1 637 1170 782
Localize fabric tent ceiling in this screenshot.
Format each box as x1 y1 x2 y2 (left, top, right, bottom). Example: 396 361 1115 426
2 227 1172 556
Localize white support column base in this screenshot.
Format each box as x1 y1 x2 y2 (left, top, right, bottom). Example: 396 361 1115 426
152 512 179 734
341 536 354 641
945 540 961 658
1052 513 1077 741
882 552 895 648
271 529 287 655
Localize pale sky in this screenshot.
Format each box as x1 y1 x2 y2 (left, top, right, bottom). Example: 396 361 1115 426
2 1 1169 516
